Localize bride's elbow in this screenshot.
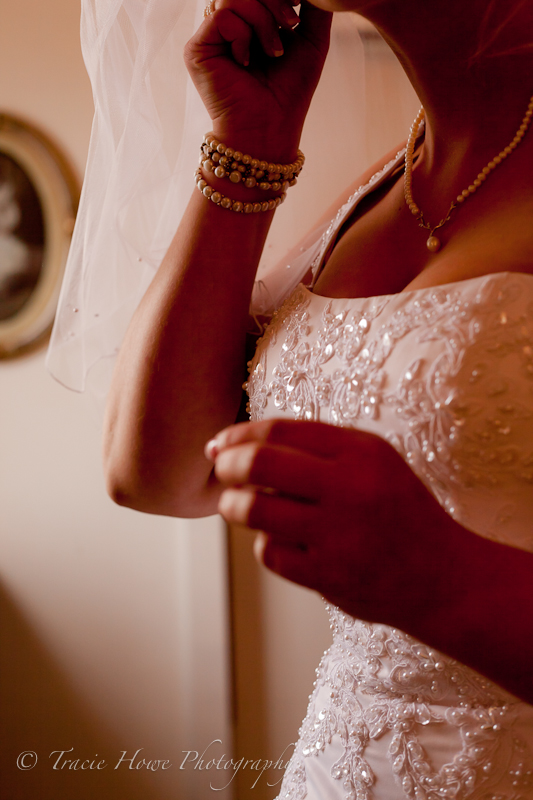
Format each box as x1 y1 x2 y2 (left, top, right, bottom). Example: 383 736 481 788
102 412 220 516
102 420 170 514
104 456 162 514
103 450 219 518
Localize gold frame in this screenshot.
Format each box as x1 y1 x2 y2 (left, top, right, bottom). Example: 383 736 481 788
0 113 78 358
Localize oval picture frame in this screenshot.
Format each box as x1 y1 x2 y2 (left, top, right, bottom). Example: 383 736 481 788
0 113 78 358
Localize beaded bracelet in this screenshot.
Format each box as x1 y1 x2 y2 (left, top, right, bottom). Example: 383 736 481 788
195 167 286 213
200 133 304 190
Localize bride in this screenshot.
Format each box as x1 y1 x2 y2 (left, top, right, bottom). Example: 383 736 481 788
58 0 533 796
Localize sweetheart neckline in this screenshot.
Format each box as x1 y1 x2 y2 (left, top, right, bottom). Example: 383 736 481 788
301 270 533 304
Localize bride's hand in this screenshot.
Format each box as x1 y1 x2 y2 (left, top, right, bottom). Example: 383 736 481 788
207 418 470 630
184 0 332 159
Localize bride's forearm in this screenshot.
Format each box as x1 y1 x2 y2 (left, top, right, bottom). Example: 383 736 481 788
102 0 330 518
103 188 275 518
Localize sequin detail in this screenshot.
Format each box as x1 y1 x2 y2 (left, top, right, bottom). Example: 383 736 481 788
245 275 533 550
245 273 533 800
278 609 531 800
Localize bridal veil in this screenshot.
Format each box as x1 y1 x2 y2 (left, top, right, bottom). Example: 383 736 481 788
46 0 371 400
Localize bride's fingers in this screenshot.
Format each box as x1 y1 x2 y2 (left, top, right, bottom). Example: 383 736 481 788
216 0 301 31
218 486 320 542
205 1 286 62
254 533 323 590
214 441 326 501
209 419 368 461
216 10 255 66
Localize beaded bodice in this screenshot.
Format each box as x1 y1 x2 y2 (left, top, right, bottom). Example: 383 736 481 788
246 274 533 552
245 179 533 800
245 272 533 800
286 608 533 800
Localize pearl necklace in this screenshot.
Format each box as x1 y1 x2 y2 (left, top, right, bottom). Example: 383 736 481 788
404 96 533 253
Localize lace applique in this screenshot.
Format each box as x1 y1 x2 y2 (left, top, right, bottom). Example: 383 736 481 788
278 609 531 800
245 285 312 420
382 278 533 531
250 286 388 422
250 275 533 798
246 275 533 539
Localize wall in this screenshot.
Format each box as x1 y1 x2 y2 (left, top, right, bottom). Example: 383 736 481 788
0 4 232 799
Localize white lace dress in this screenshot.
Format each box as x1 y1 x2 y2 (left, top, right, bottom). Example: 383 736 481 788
245 155 533 800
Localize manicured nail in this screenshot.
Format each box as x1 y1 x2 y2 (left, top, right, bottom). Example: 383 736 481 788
204 438 219 461
272 34 284 57
282 8 300 26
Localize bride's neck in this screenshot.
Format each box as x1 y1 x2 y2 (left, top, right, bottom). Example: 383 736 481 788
363 3 533 172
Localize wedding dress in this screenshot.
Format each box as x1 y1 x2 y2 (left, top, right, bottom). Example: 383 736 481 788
245 150 533 800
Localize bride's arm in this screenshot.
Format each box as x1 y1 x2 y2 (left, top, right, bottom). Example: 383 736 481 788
103 1 332 518
104 192 274 517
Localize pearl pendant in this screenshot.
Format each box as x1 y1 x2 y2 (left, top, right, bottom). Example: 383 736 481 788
427 235 441 253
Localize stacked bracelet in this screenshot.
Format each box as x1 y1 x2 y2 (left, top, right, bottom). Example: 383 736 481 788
195 168 286 213
195 133 303 213
200 133 304 191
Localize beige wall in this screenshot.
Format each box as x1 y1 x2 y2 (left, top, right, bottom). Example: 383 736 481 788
0 4 231 800
0 5 419 800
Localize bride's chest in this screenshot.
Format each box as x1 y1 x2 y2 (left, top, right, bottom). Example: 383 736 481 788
245 281 482 432
244 274 533 549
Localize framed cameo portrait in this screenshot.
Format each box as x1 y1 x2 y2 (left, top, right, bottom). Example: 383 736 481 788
0 113 78 358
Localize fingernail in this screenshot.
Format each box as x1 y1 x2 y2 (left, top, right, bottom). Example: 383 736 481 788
282 9 300 26
273 47 284 57
204 438 219 461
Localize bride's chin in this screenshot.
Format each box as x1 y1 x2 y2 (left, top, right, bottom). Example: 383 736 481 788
307 0 356 11
307 0 383 14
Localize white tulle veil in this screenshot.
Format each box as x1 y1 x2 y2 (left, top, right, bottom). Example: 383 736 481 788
45 0 372 399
